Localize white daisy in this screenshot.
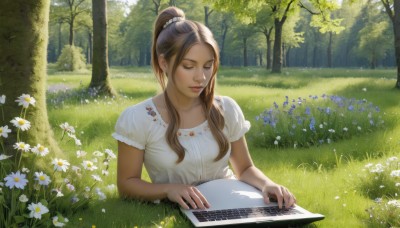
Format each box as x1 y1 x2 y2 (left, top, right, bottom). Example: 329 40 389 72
28 202 49 219
52 215 67 227
82 160 98 171
390 170 400 177
52 158 70 172
93 151 104 157
10 117 31 131
52 188 64 197
59 122 75 134
15 94 36 108
31 144 49 157
0 125 11 138
13 142 30 152
34 171 51 186
0 153 12 161
0 95 5 104
4 171 28 189
91 174 102 182
19 194 28 203
76 150 87 158
105 149 116 159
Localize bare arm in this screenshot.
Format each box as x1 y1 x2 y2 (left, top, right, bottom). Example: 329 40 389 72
117 141 209 209
229 137 296 208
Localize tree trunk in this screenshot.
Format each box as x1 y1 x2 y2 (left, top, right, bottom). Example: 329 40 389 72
152 0 160 15
243 37 248 66
204 6 213 28
264 27 273 70
272 18 283 73
220 19 228 65
58 21 62 58
327 31 332 68
0 0 62 157
286 46 291 67
90 0 115 96
87 31 92 64
69 18 74 45
394 0 400 88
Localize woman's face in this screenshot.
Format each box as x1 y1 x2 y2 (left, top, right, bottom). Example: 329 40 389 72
165 43 214 100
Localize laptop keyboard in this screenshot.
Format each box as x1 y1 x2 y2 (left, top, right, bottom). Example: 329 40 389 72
192 206 303 222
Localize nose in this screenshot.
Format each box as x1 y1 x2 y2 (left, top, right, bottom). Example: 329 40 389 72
194 68 207 83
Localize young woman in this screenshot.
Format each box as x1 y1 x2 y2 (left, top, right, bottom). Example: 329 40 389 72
113 6 296 210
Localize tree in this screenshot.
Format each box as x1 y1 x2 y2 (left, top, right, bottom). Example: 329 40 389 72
232 22 257 66
51 0 91 46
204 5 214 28
357 1 391 69
207 0 341 73
254 6 275 69
381 0 400 88
310 8 344 68
89 0 116 96
0 0 62 155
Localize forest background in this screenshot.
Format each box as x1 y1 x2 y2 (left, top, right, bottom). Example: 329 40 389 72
48 0 395 70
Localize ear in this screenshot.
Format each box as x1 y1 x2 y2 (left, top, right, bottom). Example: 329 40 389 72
158 54 168 72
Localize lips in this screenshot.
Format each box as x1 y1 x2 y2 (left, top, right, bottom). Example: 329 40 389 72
189 86 203 93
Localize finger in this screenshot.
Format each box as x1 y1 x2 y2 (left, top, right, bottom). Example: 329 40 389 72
192 187 210 209
177 197 190 210
262 189 271 204
275 186 284 209
182 193 197 209
282 187 292 208
288 192 297 207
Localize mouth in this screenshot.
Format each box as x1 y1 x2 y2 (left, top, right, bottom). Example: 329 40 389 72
189 86 204 92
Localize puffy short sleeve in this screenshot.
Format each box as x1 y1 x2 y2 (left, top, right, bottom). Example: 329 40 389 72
220 96 251 142
112 105 146 150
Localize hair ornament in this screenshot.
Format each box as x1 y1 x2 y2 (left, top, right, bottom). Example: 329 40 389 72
163 16 184 29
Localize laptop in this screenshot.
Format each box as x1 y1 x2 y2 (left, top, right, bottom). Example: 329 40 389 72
180 179 324 227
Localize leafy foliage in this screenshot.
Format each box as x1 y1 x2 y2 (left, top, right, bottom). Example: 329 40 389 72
56 45 87 71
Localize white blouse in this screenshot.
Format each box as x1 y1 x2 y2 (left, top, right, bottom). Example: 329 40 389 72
112 96 251 185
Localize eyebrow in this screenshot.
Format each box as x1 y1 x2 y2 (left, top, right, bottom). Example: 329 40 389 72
182 58 214 64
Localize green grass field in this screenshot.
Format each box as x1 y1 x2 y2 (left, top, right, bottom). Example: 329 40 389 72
46 66 400 227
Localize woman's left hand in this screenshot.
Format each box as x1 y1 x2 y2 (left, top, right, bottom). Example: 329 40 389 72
262 183 296 209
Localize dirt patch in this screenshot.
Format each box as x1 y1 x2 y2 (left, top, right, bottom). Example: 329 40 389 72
47 84 72 93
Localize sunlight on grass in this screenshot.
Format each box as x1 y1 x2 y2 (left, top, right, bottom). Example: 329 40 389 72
45 67 400 227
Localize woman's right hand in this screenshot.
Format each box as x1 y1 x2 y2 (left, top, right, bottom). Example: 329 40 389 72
166 184 210 210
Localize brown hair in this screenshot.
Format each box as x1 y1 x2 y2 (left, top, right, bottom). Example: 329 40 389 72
151 7 229 163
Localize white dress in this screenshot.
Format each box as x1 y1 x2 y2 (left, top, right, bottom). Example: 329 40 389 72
112 96 251 185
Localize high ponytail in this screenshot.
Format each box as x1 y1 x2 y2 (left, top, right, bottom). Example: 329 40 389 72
151 7 185 89
151 7 229 163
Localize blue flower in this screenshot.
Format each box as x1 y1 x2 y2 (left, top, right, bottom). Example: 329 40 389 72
348 105 354 111
325 107 331 114
309 117 316 131
305 107 311 115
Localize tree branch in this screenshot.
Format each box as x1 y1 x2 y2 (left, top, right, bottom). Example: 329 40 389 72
381 0 394 23
298 1 320 15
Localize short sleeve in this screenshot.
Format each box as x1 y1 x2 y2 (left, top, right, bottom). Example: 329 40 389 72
221 96 251 142
112 105 146 150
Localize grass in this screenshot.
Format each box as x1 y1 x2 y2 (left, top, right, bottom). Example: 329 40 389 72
46 66 400 227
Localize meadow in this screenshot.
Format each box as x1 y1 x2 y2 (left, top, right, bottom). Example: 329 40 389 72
46 66 400 227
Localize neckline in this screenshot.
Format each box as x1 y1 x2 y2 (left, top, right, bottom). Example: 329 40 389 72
149 98 208 131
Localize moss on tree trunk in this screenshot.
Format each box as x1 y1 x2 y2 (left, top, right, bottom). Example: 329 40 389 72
90 0 116 96
0 0 62 158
